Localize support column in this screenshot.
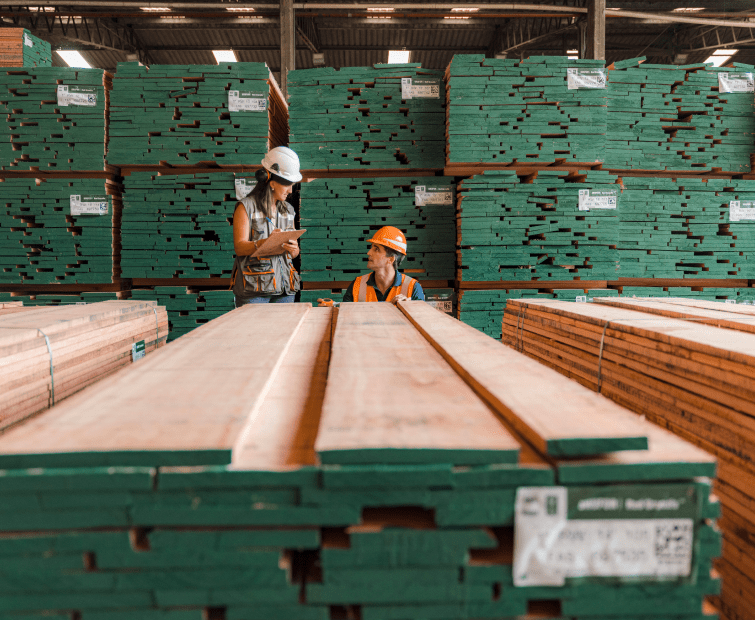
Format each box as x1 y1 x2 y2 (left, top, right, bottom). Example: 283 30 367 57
280 0 295 101
586 0 606 61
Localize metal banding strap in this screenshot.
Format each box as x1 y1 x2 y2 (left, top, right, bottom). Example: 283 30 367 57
597 320 611 394
151 306 160 346
36 328 55 406
516 305 525 352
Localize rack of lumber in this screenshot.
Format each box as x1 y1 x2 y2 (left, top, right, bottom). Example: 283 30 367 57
501 296 755 620
0 28 52 67
108 62 285 167
0 299 167 431
300 176 456 283
289 63 445 171
0 291 122 306
0 300 720 620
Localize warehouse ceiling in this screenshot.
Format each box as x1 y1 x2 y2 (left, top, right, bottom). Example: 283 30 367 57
1 0 754 77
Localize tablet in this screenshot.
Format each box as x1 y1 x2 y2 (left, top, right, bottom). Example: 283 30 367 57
252 229 307 258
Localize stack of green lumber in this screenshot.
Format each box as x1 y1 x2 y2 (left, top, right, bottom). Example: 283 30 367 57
121 172 235 278
288 64 445 171
0 67 110 171
0 29 52 67
130 287 234 341
300 176 455 283
446 55 607 166
108 62 279 166
0 176 119 284
606 58 755 173
457 169 619 283
0 292 120 305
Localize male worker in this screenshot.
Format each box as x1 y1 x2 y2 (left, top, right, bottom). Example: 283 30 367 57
342 226 425 303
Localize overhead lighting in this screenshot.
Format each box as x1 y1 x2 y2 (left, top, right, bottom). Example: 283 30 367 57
673 7 704 11
140 6 171 10
27 6 56 11
388 50 410 64
445 7 479 19
213 50 238 63
567 49 579 59
57 50 91 68
226 7 256 10
705 48 738 67
367 7 393 18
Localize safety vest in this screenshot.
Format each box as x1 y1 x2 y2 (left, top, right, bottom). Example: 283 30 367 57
353 272 417 302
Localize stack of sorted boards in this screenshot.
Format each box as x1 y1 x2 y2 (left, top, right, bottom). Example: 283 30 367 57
0 67 112 172
108 62 286 167
0 301 720 620
0 29 52 68
288 63 445 171
300 176 456 284
0 299 168 432
501 296 755 620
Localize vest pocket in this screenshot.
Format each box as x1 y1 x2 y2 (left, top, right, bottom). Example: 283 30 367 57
242 268 278 294
288 264 301 292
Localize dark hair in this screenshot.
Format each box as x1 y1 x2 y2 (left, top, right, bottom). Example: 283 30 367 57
384 246 405 270
249 168 293 219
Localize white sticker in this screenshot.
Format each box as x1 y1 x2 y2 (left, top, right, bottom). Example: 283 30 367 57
725 299 737 304
401 77 441 100
234 177 257 200
70 195 108 216
427 300 453 314
57 85 98 107
228 90 267 112
729 200 755 222
579 189 618 211
131 340 146 362
23 32 33 47
415 185 454 206
575 295 587 303
567 68 607 90
718 72 754 93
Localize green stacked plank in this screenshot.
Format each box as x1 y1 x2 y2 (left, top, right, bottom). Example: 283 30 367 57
618 287 755 302
457 169 620 283
0 177 119 284
0 67 110 171
289 63 445 170
446 54 607 166
0 292 119 306
108 62 276 166
121 172 236 278
0 29 52 67
606 57 755 173
130 287 234 341
300 176 456 282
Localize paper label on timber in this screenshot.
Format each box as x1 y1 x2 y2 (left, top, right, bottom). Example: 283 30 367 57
718 72 754 93
579 189 617 211
575 295 587 303
234 176 257 200
567 68 607 90
401 77 441 100
131 340 146 362
70 195 108 216
57 85 97 107
23 32 33 47
228 90 267 112
514 485 696 586
414 184 454 206
729 200 755 222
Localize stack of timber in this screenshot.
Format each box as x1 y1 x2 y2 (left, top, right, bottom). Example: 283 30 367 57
0 292 121 306
0 176 122 285
120 172 235 279
445 55 607 174
606 58 755 173
0 67 112 172
618 286 755 302
501 296 755 620
108 62 287 167
300 176 456 284
0 299 167 431
0 29 52 68
0 301 720 620
288 64 445 172
457 169 620 284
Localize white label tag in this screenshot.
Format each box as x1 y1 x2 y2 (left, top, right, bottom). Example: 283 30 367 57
575 295 587 303
234 177 257 200
131 340 146 362
401 77 441 100
725 299 737 304
57 85 98 107
729 200 755 222
415 185 454 206
23 32 33 47
718 72 754 93
567 68 607 90
228 90 267 112
70 195 108 216
579 189 618 211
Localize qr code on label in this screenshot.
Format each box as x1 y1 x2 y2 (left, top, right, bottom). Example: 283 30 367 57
655 523 693 559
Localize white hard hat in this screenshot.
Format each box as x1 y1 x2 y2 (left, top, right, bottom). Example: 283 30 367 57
261 146 302 183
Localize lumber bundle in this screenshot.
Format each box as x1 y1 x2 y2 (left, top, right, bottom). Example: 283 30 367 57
0 300 167 431
0 292 121 306
446 55 607 170
299 176 456 283
0 176 122 284
108 62 286 167
120 172 235 278
0 67 111 172
457 169 620 283
0 29 52 68
288 63 445 171
606 58 755 173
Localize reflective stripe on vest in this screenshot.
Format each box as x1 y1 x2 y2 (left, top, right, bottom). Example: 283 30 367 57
355 273 416 302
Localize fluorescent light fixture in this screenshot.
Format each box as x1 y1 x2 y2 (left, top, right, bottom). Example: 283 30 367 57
388 50 410 64
705 48 738 67
140 6 170 10
57 50 91 68
226 6 256 10
567 49 579 59
673 7 704 11
445 7 478 18
212 50 237 63
27 6 56 11
367 7 393 19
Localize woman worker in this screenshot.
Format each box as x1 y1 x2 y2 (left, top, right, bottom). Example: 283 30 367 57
342 226 425 303
231 146 303 306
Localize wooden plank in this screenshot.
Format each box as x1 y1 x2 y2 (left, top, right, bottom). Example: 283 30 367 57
315 303 522 465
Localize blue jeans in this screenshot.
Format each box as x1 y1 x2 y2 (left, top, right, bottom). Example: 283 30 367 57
235 294 295 307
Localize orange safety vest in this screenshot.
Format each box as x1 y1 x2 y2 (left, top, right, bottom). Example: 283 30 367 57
353 272 417 302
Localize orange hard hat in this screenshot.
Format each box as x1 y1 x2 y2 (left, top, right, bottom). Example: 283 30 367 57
367 226 407 255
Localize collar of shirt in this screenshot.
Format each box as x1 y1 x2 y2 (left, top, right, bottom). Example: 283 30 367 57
366 269 402 289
